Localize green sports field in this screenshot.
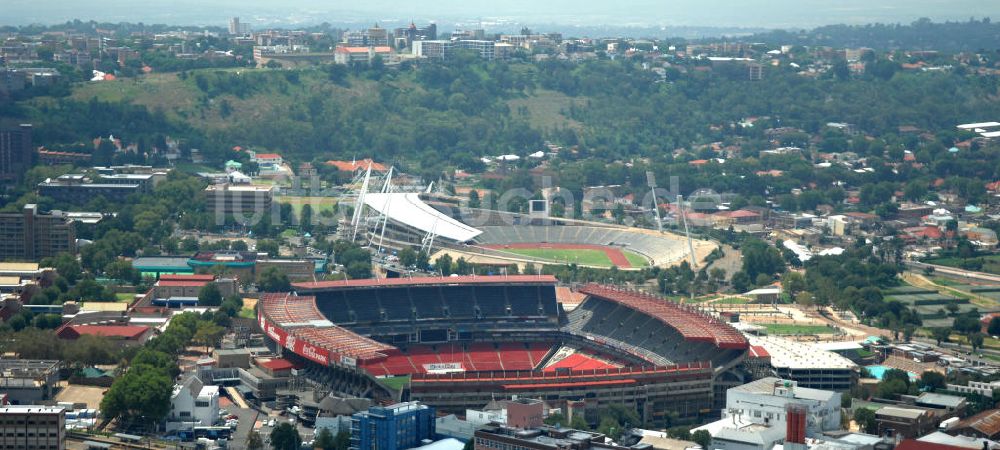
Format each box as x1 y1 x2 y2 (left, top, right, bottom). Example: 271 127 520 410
499 248 649 268
379 376 410 391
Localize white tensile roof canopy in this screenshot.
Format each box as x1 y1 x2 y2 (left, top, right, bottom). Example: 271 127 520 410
362 193 482 242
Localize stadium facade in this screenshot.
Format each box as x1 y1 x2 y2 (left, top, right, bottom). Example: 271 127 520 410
259 276 750 425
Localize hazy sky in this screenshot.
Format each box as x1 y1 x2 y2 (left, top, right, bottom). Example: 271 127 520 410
6 0 999 30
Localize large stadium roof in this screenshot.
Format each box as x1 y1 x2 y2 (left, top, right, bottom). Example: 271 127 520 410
294 275 557 291
747 335 856 370
362 192 482 242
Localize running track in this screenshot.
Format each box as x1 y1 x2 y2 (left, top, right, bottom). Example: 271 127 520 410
482 243 633 268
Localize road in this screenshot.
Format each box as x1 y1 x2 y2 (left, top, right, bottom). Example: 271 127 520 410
905 260 1000 285
225 404 260 450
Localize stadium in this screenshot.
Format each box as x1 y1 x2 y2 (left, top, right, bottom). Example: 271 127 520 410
259 276 749 425
351 191 717 270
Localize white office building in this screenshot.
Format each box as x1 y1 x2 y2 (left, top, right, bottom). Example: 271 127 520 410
167 376 220 432
694 378 842 450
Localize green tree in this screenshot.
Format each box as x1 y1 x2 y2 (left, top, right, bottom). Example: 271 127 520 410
257 266 291 292
468 190 481 209
399 247 418 267
314 428 336 450
970 332 985 352
257 239 280 257
41 253 82 284
100 366 173 427
691 430 712 450
781 271 807 295
794 291 815 308
435 254 454 276
247 430 264 450
345 261 372 279
876 378 909 399
853 408 877 434
954 315 981 334
597 416 622 440
270 422 302 450
918 371 946 391
198 283 223 306
988 317 1000 336
193 321 225 353
543 412 566 426
731 271 751 293
301 203 313 232
932 327 951 345
333 430 351 450
570 415 590 430
741 239 785 280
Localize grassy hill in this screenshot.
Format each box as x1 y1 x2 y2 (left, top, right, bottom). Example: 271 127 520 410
25 64 546 170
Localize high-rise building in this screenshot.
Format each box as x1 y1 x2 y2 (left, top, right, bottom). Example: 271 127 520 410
0 406 65 450
350 402 435 450
393 23 438 49
0 124 33 187
367 24 389 47
228 17 250 35
0 204 76 261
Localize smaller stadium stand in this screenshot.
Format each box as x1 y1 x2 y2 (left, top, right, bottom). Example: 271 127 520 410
565 285 747 367
579 284 747 349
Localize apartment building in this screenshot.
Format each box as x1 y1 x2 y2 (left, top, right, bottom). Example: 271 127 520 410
0 205 75 260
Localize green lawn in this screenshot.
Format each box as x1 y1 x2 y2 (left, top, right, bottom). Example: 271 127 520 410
716 296 751 305
624 251 650 267
763 323 836 335
686 295 720 304
498 248 648 268
379 376 410 391
115 293 136 303
276 196 338 221
238 307 256 319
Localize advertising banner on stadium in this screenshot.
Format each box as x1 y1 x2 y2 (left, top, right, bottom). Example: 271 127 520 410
341 355 357 367
262 319 287 347
296 340 331 366
423 362 465 374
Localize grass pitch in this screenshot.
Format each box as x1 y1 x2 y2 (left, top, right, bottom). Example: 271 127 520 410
499 248 648 268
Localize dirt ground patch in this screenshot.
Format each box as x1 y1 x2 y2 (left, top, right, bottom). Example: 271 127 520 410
55 383 108 409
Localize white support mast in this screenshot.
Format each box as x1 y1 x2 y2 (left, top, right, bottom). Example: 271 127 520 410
421 215 440 256
678 194 697 269
373 167 395 254
351 163 374 242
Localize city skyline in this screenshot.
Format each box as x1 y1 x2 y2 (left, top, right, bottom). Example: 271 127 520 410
5 0 999 31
